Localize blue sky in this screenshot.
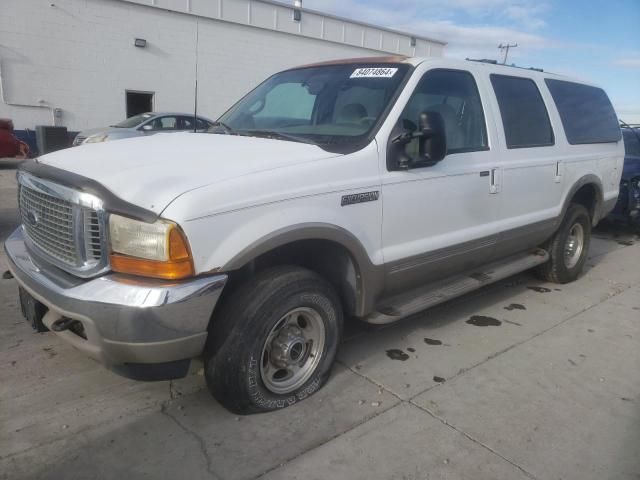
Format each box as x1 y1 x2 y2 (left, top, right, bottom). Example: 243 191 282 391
305 0 640 122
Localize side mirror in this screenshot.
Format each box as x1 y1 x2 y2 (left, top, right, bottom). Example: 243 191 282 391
389 111 447 170
141 124 153 131
417 111 447 165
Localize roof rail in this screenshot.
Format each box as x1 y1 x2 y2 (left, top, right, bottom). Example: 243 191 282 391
466 58 544 72
466 58 497 64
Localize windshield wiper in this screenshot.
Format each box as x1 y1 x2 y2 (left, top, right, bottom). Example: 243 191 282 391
209 121 236 134
242 129 313 144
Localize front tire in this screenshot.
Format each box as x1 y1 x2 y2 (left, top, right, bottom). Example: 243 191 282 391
536 203 591 283
205 266 343 414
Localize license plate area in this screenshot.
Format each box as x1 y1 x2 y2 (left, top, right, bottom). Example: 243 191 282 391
18 286 49 332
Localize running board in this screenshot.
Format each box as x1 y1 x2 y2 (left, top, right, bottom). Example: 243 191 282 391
365 249 549 325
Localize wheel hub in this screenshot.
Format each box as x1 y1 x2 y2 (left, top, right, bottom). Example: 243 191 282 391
260 307 326 395
564 223 585 269
270 326 307 368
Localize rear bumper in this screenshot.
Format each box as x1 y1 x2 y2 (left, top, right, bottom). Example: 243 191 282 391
5 227 227 380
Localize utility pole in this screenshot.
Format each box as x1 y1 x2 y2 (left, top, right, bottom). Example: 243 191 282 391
498 43 518 65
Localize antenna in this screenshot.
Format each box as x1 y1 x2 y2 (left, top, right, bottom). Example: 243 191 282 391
193 18 199 133
498 43 518 65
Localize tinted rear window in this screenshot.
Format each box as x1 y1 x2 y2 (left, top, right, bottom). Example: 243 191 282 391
545 79 621 145
490 74 554 149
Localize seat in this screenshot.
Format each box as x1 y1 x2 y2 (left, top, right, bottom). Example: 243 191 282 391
336 103 367 124
428 103 464 150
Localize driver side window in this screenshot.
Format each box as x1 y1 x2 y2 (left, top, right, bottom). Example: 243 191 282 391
400 69 488 158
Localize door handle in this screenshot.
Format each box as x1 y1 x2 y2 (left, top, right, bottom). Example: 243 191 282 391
489 167 501 194
555 161 563 183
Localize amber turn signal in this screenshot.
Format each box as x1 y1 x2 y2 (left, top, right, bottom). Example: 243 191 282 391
110 225 195 280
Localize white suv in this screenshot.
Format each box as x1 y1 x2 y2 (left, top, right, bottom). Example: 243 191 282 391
5 56 624 414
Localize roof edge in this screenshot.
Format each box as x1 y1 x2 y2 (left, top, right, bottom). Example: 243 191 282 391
260 0 447 46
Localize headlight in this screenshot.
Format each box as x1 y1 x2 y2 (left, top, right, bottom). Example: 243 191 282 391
85 134 108 143
108 214 194 279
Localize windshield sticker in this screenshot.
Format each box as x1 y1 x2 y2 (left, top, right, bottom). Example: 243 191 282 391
350 67 398 79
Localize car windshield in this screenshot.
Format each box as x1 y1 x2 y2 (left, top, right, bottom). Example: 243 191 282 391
214 63 411 146
113 113 154 128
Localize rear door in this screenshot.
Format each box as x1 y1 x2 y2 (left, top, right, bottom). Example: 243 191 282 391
485 73 561 256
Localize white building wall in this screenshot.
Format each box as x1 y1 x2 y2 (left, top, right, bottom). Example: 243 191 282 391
0 0 445 131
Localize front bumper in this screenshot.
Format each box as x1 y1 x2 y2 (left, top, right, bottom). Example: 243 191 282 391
5 227 227 380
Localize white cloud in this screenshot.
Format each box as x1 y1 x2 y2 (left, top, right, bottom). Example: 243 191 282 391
303 0 551 31
302 0 553 60
613 57 640 69
397 19 552 60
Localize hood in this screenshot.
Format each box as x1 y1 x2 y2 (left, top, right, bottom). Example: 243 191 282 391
38 132 340 215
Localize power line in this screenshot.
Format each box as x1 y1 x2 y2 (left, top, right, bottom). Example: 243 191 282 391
498 43 518 65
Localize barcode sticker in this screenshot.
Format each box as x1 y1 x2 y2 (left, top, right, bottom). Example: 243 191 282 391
350 67 398 79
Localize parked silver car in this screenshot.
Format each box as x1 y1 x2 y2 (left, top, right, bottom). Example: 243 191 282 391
73 112 213 145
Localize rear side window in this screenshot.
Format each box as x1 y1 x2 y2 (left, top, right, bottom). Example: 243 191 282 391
490 74 554 148
545 79 621 144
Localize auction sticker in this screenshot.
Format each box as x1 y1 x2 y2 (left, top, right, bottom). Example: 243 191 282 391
350 67 398 78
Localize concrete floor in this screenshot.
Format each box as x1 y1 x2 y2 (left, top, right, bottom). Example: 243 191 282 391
1 162 639 480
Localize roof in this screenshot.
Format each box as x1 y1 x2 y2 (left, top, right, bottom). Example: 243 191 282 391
286 56 597 87
294 55 412 69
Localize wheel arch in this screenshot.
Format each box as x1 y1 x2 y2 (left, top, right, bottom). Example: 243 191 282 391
561 175 605 226
221 223 384 317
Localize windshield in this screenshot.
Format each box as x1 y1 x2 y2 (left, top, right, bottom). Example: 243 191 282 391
214 63 411 147
114 113 154 128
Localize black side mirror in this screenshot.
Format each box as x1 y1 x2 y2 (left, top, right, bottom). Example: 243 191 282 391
389 111 447 170
417 111 446 165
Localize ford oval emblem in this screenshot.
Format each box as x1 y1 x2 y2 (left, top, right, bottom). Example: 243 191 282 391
26 210 39 227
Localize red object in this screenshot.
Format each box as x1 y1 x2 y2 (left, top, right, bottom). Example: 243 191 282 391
0 119 29 158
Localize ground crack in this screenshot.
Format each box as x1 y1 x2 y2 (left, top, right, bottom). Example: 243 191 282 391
160 404 221 480
413 402 539 479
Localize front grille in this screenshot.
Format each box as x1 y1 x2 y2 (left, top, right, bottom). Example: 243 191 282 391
19 186 77 265
17 175 107 277
83 209 102 260
73 135 86 146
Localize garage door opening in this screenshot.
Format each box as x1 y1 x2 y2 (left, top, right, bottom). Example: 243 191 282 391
126 91 154 117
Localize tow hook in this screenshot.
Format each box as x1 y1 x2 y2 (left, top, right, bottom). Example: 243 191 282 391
51 318 77 332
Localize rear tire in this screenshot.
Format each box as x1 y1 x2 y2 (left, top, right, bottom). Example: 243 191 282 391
536 203 591 283
205 266 343 414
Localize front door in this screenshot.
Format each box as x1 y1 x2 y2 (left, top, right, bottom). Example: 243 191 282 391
380 67 502 295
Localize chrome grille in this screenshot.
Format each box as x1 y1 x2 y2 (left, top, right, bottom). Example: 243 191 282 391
17 173 108 277
83 209 102 260
19 186 77 265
